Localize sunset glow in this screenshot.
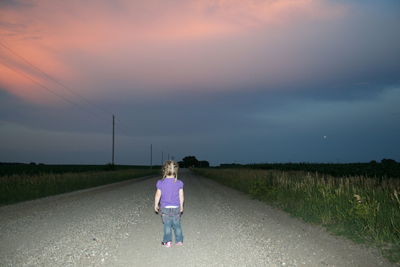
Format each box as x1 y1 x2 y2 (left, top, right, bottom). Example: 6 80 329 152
0 0 347 104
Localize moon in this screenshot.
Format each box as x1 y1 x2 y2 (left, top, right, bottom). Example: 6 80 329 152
323 135 327 139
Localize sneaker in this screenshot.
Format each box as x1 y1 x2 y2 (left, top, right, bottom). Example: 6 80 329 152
175 242 183 246
161 241 172 248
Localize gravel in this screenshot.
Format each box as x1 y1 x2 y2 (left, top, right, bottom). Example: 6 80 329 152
0 169 394 266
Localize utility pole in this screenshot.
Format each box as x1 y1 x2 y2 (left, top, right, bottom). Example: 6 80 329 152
112 115 115 165
161 151 164 165
150 144 153 169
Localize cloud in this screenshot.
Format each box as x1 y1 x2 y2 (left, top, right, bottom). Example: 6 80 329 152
250 86 400 161
2 80 400 164
0 0 34 9
0 0 399 165
0 0 350 104
0 121 112 164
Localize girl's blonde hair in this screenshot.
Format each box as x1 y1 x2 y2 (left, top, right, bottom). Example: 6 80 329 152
162 160 179 182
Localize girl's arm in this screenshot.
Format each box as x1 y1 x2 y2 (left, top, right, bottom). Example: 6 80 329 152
154 189 161 213
179 188 184 213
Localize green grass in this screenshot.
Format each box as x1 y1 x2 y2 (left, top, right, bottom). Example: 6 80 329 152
193 168 400 263
219 160 400 179
0 163 157 176
0 168 159 205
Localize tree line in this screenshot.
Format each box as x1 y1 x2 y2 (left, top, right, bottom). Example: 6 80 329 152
178 156 209 168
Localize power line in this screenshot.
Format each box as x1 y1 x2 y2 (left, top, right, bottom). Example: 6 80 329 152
0 61 141 164
0 42 156 164
0 60 112 125
0 42 134 135
0 41 113 117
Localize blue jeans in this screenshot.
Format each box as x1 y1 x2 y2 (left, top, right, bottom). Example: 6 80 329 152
160 207 183 243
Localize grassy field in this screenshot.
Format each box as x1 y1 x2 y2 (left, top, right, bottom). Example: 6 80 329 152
0 162 156 176
193 168 400 263
219 159 400 179
0 165 159 206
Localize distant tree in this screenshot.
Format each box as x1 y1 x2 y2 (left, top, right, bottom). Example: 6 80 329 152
381 158 397 165
180 156 210 168
181 156 199 168
198 160 210 168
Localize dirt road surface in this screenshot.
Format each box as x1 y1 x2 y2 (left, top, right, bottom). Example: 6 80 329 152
0 169 393 266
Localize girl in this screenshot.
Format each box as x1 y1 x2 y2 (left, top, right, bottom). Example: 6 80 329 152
154 160 184 247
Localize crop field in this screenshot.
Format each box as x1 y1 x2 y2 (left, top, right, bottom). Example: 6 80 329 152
0 163 157 176
219 160 400 179
0 163 159 206
193 168 400 263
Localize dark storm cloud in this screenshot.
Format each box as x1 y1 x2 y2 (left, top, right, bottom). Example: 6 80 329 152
0 89 110 135
1 83 400 165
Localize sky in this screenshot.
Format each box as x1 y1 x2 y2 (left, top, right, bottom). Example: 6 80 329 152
0 0 399 166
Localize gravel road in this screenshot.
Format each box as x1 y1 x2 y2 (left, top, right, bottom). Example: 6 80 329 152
0 169 394 266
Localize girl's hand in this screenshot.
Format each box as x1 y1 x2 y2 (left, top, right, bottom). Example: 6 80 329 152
180 206 184 213
154 205 159 213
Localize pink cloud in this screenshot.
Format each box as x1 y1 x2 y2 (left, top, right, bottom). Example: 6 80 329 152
0 0 347 104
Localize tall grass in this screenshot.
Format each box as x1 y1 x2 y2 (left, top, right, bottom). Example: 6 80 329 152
0 168 158 205
0 163 156 176
193 168 400 263
219 160 400 178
